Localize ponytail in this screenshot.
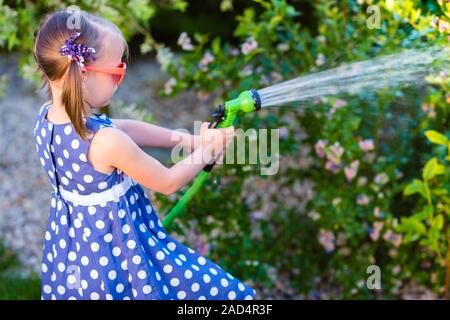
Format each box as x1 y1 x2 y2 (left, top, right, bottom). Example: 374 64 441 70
61 59 90 141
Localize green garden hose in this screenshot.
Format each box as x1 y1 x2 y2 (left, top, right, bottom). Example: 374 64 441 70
162 89 261 229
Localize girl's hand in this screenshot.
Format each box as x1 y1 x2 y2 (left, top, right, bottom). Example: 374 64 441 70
200 122 235 162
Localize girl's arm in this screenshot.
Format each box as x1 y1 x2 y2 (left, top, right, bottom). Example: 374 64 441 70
110 118 198 152
89 122 234 195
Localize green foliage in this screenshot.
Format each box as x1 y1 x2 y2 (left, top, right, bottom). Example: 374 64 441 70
156 0 450 298
0 0 187 87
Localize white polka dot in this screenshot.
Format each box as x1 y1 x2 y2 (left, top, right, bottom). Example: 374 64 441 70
104 233 113 243
72 163 80 172
170 278 180 287
64 125 72 135
58 262 65 272
79 153 87 162
209 267 218 275
42 263 48 273
192 264 200 271
84 175 93 183
118 209 126 218
77 183 85 191
137 270 147 279
129 194 135 204
84 227 91 238
95 220 105 229
121 259 128 271
74 218 81 229
90 270 98 279
198 257 206 265
156 251 165 260
81 280 88 289
90 292 99 300
157 231 166 239
57 285 65 295
68 252 76 261
221 278 229 287
163 285 169 294
98 181 107 190
210 287 218 296
63 149 69 159
60 215 67 225
112 247 121 257
99 256 108 266
88 206 96 215
47 253 53 262
45 231 51 241
91 242 99 252
81 256 89 266
122 224 130 234
57 157 64 167
65 171 72 179
177 291 186 299
61 176 69 185
167 242 176 251
132 255 141 265
59 239 66 249
67 275 76 285
143 285 152 294
179 254 187 262
41 128 46 137
175 258 182 266
191 283 200 292
184 270 193 279
228 291 236 299
108 270 117 280
37 136 42 145
203 274 211 283
238 283 245 291
163 264 173 273
127 240 136 250
116 283 124 293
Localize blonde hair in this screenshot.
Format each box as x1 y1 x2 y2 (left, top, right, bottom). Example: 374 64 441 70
33 9 129 141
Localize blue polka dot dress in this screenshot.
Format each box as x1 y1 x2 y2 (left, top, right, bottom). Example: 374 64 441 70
33 102 256 300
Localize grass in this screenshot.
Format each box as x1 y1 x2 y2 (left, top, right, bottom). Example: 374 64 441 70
0 275 41 300
0 241 41 300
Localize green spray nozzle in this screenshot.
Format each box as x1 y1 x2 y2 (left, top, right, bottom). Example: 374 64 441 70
224 89 261 113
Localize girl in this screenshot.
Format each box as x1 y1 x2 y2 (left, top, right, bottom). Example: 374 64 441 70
33 9 256 300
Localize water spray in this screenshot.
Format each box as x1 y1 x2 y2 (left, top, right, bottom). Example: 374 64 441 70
162 47 450 229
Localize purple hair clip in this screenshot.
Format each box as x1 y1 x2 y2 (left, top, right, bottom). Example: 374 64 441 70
59 32 96 67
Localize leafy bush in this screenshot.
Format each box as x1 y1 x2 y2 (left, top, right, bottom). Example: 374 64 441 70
155 0 450 298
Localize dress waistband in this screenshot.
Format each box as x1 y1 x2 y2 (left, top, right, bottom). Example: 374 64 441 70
57 175 134 206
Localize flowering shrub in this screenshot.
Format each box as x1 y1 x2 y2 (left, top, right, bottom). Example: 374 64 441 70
153 0 450 298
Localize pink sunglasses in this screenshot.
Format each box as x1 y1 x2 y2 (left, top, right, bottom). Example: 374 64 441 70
83 62 127 85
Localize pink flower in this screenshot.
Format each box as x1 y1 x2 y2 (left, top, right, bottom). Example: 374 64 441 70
241 39 258 55
328 99 347 117
325 160 340 174
198 52 215 71
327 142 344 164
314 140 328 158
279 127 288 139
356 194 370 206
370 221 384 241
374 172 389 185
344 160 359 182
315 53 326 66
438 19 450 33
177 32 194 51
164 77 176 95
383 230 402 247
358 139 374 152
318 229 335 253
